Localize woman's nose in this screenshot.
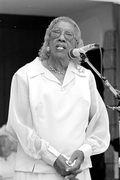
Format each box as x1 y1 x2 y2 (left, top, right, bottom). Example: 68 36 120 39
59 33 66 41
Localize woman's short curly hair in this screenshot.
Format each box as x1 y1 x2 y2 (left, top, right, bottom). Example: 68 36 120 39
38 16 84 60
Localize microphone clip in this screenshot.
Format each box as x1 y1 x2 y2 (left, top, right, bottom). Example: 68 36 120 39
80 53 87 61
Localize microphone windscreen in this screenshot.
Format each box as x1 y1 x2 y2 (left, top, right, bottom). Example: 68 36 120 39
69 49 76 59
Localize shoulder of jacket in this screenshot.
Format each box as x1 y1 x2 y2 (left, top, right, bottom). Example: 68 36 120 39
15 57 39 77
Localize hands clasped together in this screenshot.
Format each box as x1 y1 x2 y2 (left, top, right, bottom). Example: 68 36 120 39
53 150 84 180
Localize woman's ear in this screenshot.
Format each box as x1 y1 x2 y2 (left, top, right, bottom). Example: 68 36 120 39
78 39 84 48
75 39 84 48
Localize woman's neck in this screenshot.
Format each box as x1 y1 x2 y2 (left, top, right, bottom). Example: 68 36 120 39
48 56 69 72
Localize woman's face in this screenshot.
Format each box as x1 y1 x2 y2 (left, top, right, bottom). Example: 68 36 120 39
49 21 77 59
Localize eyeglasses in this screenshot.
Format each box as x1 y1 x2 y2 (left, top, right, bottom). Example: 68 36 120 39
50 28 76 41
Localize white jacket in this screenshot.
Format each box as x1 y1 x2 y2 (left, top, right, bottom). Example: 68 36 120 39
6 57 110 173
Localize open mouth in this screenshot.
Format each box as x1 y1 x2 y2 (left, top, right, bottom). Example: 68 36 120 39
55 44 67 51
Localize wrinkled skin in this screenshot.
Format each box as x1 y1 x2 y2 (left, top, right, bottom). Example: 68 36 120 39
54 150 84 180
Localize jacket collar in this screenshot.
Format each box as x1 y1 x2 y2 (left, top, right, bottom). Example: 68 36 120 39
69 62 86 77
27 57 45 78
28 57 86 78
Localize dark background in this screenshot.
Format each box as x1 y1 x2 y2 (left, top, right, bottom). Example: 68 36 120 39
0 14 54 126
0 14 105 180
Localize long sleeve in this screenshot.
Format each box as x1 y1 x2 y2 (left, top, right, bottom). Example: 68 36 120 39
6 73 60 166
79 70 110 161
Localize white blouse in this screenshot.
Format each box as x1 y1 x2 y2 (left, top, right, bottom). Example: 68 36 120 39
6 57 110 173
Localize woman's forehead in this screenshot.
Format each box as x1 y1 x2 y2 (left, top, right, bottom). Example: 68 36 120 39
53 21 75 31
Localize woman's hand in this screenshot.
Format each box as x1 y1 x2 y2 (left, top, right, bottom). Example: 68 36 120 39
53 151 84 179
65 150 84 179
53 154 71 177
65 169 82 180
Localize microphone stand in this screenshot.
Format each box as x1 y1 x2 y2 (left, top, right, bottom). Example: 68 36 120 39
82 56 120 118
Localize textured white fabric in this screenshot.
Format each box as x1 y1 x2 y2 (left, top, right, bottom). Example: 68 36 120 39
6 57 110 179
13 169 91 180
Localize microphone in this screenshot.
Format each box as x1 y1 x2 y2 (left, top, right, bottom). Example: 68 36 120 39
69 43 99 59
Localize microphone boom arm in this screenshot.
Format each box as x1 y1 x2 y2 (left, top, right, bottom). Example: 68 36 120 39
84 57 120 100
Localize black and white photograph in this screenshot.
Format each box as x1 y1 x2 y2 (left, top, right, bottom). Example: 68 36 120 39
0 0 120 180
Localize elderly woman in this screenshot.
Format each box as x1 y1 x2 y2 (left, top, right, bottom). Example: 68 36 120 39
6 16 110 180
